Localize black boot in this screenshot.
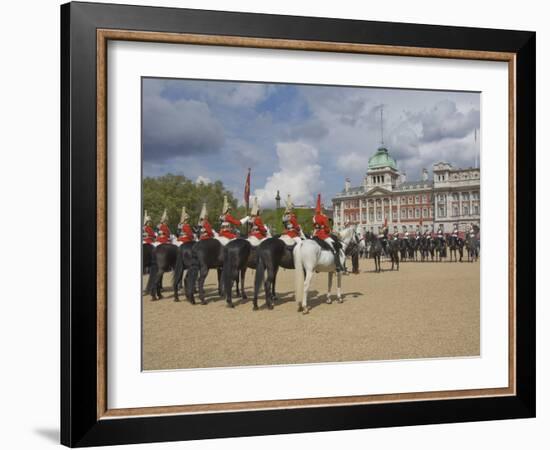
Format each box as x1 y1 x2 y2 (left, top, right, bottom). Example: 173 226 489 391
332 249 344 272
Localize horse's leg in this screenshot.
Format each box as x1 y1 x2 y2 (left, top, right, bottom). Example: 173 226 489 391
336 271 343 303
326 272 333 304
271 266 279 303
240 267 247 302
301 270 314 314
216 267 224 297
198 267 208 305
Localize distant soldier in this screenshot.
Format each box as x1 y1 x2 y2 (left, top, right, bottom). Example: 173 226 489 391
378 225 388 253
198 203 214 240
156 209 171 244
437 223 445 240
415 224 421 240
142 210 156 245
219 195 241 240
176 206 195 245
402 225 409 239
451 223 459 238
392 225 400 241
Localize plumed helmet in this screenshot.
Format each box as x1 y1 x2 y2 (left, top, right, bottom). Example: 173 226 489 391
180 206 189 223
222 195 230 214
199 203 208 221
160 208 168 223
284 194 294 213
315 193 322 215
250 196 260 216
143 210 152 225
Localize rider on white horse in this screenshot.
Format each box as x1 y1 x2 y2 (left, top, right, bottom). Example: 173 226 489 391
312 194 345 273
280 194 304 246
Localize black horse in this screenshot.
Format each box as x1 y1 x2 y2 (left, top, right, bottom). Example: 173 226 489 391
386 238 400 270
172 242 196 302
366 232 383 273
409 236 419 261
185 239 225 304
222 238 259 308
447 235 464 262
253 237 295 310
434 236 447 262
465 234 479 262
147 243 179 301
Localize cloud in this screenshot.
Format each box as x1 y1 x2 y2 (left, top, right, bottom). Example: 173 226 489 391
410 99 480 143
287 118 329 141
195 175 211 184
254 141 322 208
336 152 368 174
142 93 225 161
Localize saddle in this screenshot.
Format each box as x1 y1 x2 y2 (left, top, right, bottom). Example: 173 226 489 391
313 236 342 253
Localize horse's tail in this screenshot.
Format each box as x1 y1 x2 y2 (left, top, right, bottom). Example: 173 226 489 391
293 241 304 305
254 251 265 300
185 248 200 301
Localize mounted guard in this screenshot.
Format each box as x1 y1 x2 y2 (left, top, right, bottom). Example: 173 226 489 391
156 209 171 244
198 203 214 240
142 210 156 245
312 194 344 273
176 206 195 245
218 195 242 241
280 194 303 246
247 197 268 246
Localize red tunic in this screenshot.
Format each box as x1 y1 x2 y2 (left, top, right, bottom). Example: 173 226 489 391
142 225 156 244
199 220 214 240
177 223 195 243
156 223 171 244
312 214 331 240
283 213 301 239
223 213 241 227
249 216 267 240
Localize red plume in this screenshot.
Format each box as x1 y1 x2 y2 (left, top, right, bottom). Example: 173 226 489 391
315 194 322 215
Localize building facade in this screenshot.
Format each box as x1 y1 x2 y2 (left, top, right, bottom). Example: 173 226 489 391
332 145 480 233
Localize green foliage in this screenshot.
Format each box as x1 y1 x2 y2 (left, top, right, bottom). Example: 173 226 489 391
142 174 238 231
143 174 320 235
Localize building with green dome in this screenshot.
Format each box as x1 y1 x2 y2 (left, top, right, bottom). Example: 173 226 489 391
332 144 480 234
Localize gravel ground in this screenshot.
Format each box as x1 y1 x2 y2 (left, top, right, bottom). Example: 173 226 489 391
142 258 480 370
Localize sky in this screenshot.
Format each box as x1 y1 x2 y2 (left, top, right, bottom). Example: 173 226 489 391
142 78 480 208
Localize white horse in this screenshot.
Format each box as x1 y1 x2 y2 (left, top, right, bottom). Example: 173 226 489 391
293 225 357 314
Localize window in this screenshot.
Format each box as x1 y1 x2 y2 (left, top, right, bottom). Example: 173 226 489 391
401 196 406 203
401 208 406 217
408 208 413 218
473 204 479 215
369 211 374 222
438 206 446 218
408 196 413 204
462 192 470 201
415 208 420 218
452 193 459 201
453 206 459 217
472 192 479 200
415 195 420 203
362 212 367 221
423 208 428 217
463 205 469 216
376 209 382 221
422 195 427 203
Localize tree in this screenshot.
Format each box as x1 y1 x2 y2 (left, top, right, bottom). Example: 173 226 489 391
142 174 237 232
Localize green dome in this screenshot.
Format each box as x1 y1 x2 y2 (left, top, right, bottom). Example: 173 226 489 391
368 146 397 170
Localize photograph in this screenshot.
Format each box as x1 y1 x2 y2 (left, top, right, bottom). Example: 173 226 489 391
141 78 482 371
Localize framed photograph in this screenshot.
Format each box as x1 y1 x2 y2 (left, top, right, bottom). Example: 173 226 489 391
61 2 535 447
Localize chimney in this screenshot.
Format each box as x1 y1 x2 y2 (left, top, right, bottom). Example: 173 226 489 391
345 178 351 193
422 168 429 182
401 172 407 183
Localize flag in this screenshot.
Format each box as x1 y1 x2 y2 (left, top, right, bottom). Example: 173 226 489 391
244 168 251 210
